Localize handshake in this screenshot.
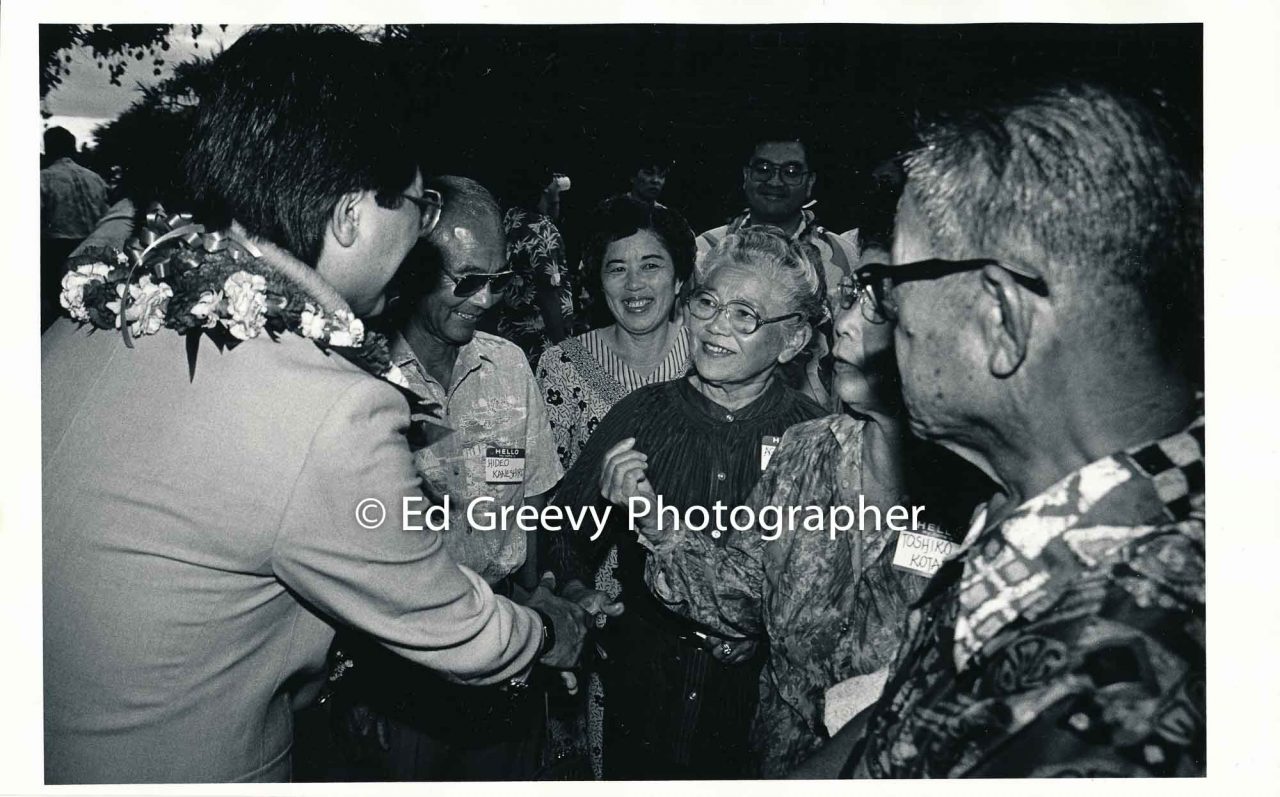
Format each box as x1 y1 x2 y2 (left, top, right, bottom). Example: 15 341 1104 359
523 571 624 688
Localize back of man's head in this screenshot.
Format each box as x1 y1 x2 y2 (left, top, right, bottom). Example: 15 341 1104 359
183 25 417 267
904 81 1201 376
44 127 77 160
425 175 504 250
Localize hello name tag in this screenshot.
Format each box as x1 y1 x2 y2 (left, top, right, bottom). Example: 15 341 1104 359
484 446 526 484
892 527 958 578
760 436 782 472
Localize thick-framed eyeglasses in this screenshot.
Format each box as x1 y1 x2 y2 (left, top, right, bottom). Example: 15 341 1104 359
842 258 1050 324
441 267 515 298
401 188 444 236
746 159 811 186
686 289 802 335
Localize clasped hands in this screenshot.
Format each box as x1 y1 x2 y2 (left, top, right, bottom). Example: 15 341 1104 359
599 437 664 540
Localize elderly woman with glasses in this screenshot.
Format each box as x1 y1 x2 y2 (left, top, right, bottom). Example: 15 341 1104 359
611 264 993 776
546 227 828 778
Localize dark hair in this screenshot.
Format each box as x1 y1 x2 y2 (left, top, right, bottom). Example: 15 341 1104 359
44 126 77 160
582 195 696 294
183 25 417 266
747 133 812 170
904 81 1202 374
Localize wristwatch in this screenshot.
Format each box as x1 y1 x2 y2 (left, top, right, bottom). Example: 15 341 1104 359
531 606 556 659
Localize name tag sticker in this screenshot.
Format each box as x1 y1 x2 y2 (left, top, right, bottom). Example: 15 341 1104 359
484 446 526 484
892 528 958 578
760 436 782 472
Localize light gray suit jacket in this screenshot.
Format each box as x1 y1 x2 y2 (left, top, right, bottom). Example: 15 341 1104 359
42 319 542 783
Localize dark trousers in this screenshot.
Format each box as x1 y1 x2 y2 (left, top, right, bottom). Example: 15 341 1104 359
599 603 761 779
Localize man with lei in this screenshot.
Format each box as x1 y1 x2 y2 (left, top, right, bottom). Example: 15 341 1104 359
42 25 585 784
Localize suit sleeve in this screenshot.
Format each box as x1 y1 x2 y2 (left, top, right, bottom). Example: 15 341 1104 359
270 377 542 685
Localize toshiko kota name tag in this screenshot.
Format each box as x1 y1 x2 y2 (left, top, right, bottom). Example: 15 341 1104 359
484 446 526 484
892 527 958 578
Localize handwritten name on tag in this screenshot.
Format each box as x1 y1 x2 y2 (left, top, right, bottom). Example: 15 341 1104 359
760 436 781 472
892 528 957 578
484 446 526 484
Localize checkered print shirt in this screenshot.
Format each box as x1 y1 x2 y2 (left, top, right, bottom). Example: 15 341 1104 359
847 397 1205 778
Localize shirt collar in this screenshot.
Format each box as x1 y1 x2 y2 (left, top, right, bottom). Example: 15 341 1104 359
729 207 817 241
678 376 788 423
827 413 863 454
390 330 496 399
950 395 1205 670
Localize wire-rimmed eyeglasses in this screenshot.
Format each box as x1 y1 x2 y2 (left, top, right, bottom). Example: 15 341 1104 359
745 159 811 187
686 289 802 335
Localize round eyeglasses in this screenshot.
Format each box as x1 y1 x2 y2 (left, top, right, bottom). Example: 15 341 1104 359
746 159 811 187
401 188 444 236
686 290 801 335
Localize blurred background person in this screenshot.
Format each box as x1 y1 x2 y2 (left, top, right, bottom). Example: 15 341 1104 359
40 125 107 330
482 167 575 361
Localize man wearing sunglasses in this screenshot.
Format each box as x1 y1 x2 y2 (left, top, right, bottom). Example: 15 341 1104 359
799 82 1204 779
332 175 577 780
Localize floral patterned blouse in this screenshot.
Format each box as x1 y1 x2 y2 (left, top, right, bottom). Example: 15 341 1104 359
641 414 934 776
489 207 576 362
536 325 691 472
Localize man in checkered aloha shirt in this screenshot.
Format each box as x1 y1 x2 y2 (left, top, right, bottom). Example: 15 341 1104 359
800 81 1204 778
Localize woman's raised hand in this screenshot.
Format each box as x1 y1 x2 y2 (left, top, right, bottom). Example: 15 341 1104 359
599 437 660 535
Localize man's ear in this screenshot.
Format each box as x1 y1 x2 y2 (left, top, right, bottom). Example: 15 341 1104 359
804 172 817 200
776 322 812 365
979 264 1035 378
329 190 364 249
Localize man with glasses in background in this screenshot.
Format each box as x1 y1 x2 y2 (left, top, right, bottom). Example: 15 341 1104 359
330 175 572 780
696 136 860 409
797 81 1204 778
696 136 859 303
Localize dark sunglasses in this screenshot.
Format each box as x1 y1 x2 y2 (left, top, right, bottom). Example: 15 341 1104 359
840 258 1049 323
442 268 515 298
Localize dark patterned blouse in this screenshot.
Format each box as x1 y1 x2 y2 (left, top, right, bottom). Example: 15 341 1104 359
547 376 826 776
845 405 1205 777
641 414 932 776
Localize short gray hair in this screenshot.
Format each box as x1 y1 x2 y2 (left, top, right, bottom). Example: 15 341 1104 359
696 227 825 326
904 81 1200 371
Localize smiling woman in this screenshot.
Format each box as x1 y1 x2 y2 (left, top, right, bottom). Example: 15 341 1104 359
544 227 828 778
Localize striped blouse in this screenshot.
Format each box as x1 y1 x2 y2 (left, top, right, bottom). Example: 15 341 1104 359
535 324 691 472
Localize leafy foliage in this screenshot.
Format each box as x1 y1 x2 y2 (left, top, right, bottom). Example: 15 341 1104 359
39 24 218 98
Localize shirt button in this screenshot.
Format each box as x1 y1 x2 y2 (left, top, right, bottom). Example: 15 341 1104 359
688 691 697 700
841 480 851 489
717 472 726 481
724 413 734 422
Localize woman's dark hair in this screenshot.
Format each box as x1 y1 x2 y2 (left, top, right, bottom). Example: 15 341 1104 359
183 25 418 266
582 196 696 295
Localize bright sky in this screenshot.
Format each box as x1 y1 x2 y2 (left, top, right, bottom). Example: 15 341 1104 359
40 24 249 147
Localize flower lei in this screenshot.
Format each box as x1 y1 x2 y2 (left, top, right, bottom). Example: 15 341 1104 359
59 208 411 389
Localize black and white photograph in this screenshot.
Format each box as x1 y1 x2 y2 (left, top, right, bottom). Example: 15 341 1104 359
3 0 1275 791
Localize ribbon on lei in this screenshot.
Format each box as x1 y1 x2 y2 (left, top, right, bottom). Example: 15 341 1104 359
117 209 263 348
